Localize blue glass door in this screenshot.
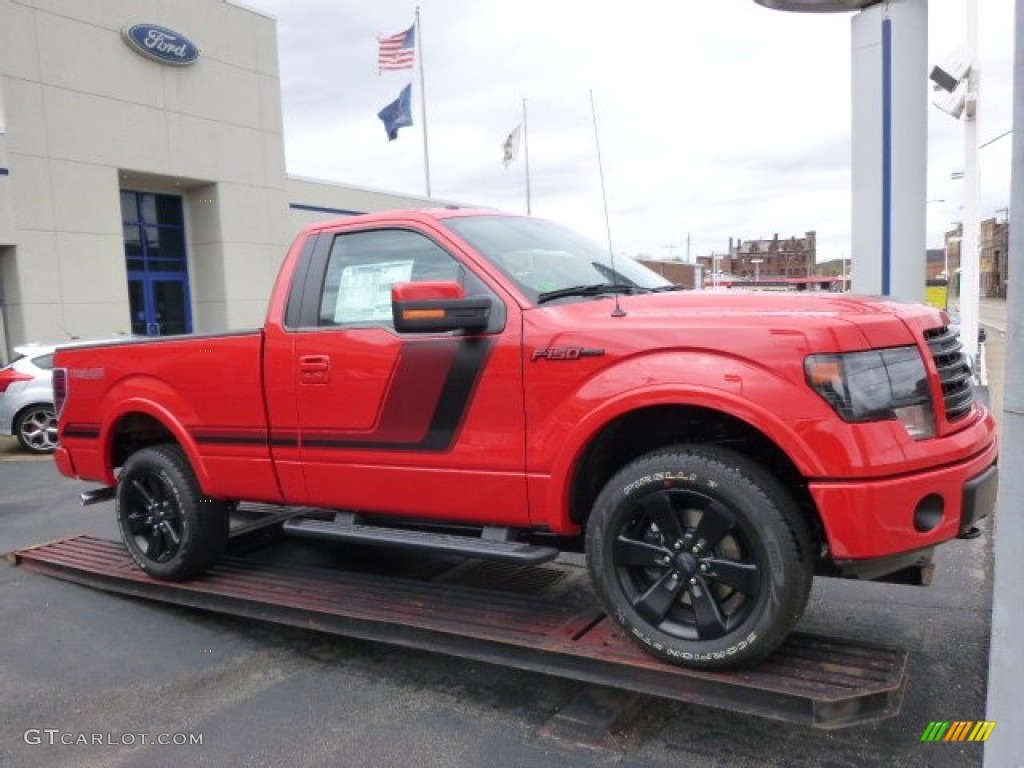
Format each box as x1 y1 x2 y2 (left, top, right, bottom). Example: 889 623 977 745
128 275 192 336
121 191 192 337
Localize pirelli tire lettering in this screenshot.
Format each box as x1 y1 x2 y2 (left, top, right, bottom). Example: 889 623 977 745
623 471 708 495
585 445 814 669
629 626 759 662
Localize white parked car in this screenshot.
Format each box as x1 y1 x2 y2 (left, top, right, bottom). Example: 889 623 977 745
0 345 58 454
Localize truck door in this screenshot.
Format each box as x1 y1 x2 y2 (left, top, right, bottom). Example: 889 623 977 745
283 226 528 525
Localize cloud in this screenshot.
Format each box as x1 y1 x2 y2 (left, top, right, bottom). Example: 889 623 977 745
250 0 1016 265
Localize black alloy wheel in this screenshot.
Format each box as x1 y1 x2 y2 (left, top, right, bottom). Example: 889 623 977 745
586 445 813 669
116 444 229 580
613 487 762 643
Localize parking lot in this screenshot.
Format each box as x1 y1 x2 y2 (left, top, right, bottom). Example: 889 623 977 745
0 325 1006 768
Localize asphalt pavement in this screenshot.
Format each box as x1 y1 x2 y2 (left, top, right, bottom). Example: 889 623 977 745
0 326 1006 768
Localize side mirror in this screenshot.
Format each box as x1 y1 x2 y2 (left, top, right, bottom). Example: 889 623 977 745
392 281 491 333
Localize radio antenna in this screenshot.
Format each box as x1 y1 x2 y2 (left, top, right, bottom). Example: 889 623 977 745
589 89 626 318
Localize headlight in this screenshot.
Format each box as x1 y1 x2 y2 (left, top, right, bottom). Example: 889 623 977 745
805 346 935 439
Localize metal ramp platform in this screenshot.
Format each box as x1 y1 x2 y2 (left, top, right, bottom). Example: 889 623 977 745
8 532 907 729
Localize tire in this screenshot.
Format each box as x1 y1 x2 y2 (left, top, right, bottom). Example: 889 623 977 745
585 445 813 669
15 404 58 454
116 444 229 581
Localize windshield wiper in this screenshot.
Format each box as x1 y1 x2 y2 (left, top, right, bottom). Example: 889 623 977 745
649 284 684 292
536 283 639 305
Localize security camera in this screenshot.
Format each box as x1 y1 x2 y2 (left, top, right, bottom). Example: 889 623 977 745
932 84 966 120
929 47 972 93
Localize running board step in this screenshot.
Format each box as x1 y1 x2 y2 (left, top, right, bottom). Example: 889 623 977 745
282 517 559 565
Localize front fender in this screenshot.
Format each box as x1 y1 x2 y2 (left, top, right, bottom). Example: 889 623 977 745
528 352 828 531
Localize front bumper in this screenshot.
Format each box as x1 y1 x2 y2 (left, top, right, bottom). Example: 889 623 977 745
809 437 999 561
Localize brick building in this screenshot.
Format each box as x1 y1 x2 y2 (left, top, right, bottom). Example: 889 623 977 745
635 259 698 289
944 217 1009 299
696 232 817 281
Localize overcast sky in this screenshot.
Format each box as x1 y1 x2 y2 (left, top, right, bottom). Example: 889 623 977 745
242 0 1015 264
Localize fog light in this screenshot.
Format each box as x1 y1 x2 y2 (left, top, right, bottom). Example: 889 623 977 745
914 494 944 532
894 403 935 440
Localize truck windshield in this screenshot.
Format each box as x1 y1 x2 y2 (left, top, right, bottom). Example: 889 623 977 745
442 215 672 305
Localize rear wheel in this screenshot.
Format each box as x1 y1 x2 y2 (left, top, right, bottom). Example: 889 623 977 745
15 404 58 454
116 444 228 580
585 445 812 668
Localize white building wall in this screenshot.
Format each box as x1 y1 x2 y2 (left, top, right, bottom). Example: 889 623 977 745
286 177 447 233
0 0 288 344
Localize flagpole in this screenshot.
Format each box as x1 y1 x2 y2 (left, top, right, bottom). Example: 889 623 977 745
522 98 532 214
415 6 431 197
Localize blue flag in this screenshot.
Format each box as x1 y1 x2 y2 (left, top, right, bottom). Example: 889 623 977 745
377 83 413 141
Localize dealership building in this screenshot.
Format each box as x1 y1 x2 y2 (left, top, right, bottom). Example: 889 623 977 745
0 0 438 358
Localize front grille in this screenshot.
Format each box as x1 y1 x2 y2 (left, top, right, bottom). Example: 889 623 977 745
924 326 974 422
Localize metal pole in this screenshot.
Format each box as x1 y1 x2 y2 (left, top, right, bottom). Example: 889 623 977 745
849 1 927 301
984 1 1024 762
415 7 431 197
522 98 532 215
961 0 981 364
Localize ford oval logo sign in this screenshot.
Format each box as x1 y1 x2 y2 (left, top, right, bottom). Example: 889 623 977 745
121 24 200 66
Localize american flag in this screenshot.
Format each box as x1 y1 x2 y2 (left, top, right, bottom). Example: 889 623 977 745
377 25 415 72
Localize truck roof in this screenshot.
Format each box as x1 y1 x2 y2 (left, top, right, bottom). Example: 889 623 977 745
299 207 513 235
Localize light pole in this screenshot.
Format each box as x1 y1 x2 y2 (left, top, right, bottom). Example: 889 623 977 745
962 0 980 364
930 1 980 363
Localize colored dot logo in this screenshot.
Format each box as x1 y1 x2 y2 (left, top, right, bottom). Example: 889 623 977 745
920 721 996 742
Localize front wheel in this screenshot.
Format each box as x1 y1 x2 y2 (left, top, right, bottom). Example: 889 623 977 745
116 444 229 580
585 446 812 669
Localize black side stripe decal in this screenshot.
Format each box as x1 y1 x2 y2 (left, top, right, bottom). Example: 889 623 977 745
187 339 494 453
302 339 495 452
62 423 101 439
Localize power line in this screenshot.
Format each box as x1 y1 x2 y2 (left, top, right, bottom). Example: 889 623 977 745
980 128 1012 149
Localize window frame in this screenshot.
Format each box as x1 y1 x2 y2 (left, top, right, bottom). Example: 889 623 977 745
292 226 506 335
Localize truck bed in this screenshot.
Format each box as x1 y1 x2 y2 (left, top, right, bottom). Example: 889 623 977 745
55 331 282 502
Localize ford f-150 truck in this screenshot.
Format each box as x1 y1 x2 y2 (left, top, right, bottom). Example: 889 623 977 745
52 209 999 669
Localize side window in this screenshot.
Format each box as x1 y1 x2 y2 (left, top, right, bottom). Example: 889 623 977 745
318 229 488 327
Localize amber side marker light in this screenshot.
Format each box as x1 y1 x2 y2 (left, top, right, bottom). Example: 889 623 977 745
807 359 843 387
402 309 447 321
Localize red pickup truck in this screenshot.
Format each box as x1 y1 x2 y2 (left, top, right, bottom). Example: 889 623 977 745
53 209 998 668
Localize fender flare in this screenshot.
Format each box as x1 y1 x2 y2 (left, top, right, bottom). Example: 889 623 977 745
96 376 210 490
541 382 826 532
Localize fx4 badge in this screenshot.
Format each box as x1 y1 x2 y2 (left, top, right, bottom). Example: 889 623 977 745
531 347 605 362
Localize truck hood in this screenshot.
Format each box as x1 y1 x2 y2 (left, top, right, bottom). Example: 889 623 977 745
529 290 947 351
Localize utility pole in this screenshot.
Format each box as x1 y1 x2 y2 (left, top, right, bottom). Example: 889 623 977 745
959 0 982 367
